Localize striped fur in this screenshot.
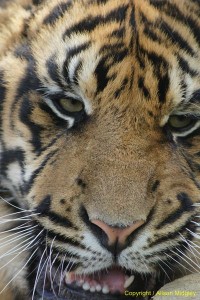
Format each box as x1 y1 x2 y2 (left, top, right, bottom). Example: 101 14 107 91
0 0 200 299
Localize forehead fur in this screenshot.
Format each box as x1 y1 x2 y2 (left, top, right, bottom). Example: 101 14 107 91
28 0 200 130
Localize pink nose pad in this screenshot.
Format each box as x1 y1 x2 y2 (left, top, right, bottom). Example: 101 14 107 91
91 219 145 246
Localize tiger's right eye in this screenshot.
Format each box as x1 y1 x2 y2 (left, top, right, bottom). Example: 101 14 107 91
59 98 84 113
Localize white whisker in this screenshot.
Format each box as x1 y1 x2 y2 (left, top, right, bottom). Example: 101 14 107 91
0 222 32 234
179 233 200 262
0 231 33 250
48 237 57 297
186 239 200 250
186 228 200 239
42 253 51 300
63 255 73 277
0 228 43 263
171 249 200 273
191 221 200 226
0 225 36 243
58 254 66 295
0 235 35 262
175 247 200 270
0 210 34 220
32 246 48 300
0 212 40 224
157 259 171 281
50 253 59 296
0 247 39 295
165 252 195 274
0 196 29 212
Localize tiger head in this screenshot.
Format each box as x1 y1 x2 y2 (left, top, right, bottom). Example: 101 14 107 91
0 0 200 299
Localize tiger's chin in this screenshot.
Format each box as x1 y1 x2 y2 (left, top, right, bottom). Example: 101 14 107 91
34 263 157 300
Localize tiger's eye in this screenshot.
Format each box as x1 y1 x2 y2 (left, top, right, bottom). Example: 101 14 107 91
168 115 193 129
59 98 84 113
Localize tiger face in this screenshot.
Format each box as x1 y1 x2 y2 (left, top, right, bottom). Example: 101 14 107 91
0 0 200 299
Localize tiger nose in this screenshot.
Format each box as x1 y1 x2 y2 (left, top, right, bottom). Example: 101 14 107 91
91 219 145 246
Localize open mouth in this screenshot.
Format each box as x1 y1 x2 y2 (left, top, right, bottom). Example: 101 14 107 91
35 264 156 300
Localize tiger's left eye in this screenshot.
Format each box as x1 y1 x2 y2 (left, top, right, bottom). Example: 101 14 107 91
59 98 84 113
167 115 195 131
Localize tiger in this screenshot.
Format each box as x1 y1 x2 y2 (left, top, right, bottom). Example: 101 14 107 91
0 0 200 299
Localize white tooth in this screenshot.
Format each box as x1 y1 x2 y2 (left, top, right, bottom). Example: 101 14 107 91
96 284 102 292
82 282 90 291
124 275 135 288
90 286 96 292
102 285 109 294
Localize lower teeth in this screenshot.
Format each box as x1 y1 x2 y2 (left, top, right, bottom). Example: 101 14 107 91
65 270 135 295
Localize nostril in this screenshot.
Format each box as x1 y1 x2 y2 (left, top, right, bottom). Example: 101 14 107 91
79 206 109 244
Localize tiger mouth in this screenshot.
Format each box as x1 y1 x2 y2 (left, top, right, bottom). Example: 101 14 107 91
35 265 154 300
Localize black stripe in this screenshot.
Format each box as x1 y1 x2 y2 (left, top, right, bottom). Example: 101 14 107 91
33 0 43 5
129 5 136 32
178 56 198 77
159 21 195 56
156 193 194 229
190 89 200 103
35 195 51 214
143 49 169 72
95 0 110 4
138 77 150 99
135 43 145 69
63 42 91 83
149 0 167 9
27 149 58 192
110 27 125 38
36 223 85 252
20 96 44 152
180 79 187 101
35 204 76 229
0 149 25 177
46 211 75 228
157 72 169 104
143 26 161 43
177 192 195 210
72 60 83 84
150 217 196 248
63 5 128 38
14 60 40 105
114 77 129 98
0 70 6 125
151 180 160 193
156 209 189 230
95 57 110 93
46 56 66 89
43 2 72 25
111 48 129 64
47 230 84 249
150 1 200 45
14 44 32 60
11 60 41 132
100 42 125 54
169 5 200 46
141 13 162 44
